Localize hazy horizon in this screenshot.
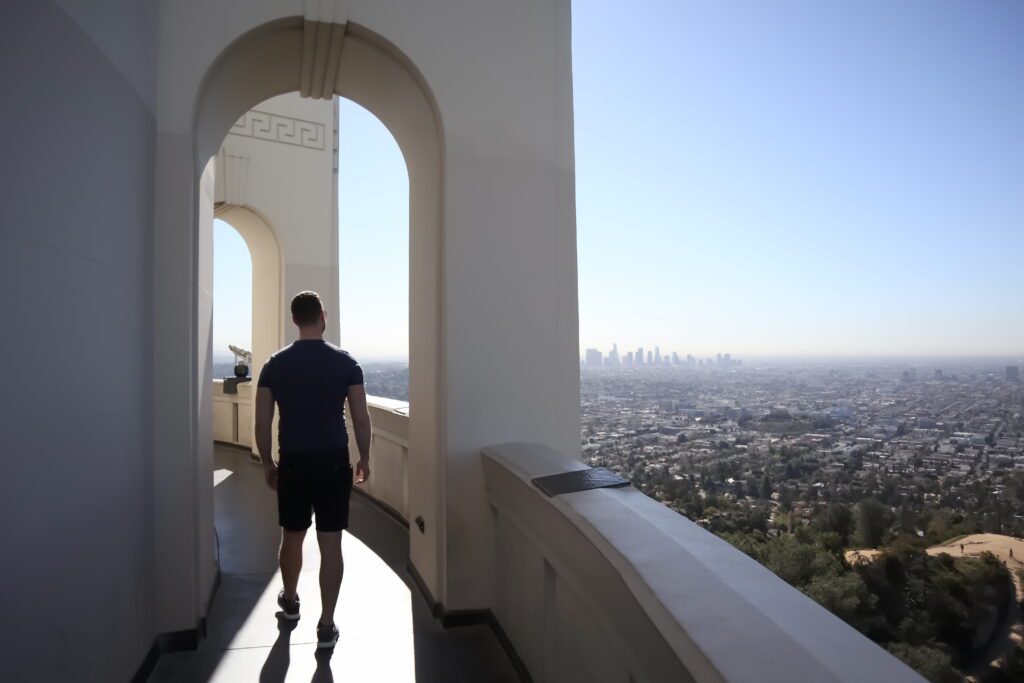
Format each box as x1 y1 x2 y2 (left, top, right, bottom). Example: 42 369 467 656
213 349 1022 368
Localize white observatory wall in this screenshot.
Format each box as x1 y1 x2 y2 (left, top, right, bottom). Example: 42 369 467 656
349 0 582 608
0 1 158 681
439 0 581 608
217 94 340 350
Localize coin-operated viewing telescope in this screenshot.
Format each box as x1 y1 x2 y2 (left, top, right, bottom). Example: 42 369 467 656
223 345 253 395
229 345 252 378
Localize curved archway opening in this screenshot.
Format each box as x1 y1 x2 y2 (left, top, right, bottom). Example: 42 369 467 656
212 218 253 362
210 217 253 451
177 19 447 645
338 97 410 380
210 207 283 452
214 205 284 401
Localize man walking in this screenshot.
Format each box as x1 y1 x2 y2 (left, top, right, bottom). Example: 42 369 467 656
254 291 372 650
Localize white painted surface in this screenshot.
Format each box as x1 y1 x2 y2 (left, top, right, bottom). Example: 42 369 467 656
212 380 254 448
482 443 926 683
348 397 411 521
0 2 158 679
214 93 339 351
196 158 218 623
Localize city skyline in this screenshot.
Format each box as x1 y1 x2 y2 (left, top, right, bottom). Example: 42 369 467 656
580 342 1023 366
214 0 1024 361
584 344 743 368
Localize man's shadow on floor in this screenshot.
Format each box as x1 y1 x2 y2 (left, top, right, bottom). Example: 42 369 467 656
311 649 335 683
259 617 295 683
258 615 335 683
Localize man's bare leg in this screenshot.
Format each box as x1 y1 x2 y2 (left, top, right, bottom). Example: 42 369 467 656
280 528 306 599
316 530 344 625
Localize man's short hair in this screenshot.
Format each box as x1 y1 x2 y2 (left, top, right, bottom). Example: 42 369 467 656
291 291 323 326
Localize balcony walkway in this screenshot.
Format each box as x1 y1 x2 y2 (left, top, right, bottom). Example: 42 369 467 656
150 444 520 682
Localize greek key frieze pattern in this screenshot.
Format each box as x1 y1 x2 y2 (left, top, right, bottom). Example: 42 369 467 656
228 110 326 150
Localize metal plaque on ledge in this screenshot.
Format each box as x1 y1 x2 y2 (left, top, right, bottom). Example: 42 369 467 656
532 467 630 497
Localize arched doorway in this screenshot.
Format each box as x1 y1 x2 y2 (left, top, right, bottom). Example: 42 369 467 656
213 205 284 414
172 19 446 633
209 206 283 456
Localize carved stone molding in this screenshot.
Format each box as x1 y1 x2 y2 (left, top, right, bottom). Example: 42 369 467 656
228 110 326 150
215 150 250 207
300 18 347 99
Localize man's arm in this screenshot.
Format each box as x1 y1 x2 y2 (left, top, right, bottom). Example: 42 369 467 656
255 386 277 489
347 384 372 483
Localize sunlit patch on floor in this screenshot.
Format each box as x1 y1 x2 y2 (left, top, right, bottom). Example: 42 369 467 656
213 468 234 486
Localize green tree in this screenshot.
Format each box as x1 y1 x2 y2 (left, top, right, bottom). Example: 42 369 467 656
804 571 881 635
815 531 844 557
854 498 892 549
818 503 854 546
779 486 794 513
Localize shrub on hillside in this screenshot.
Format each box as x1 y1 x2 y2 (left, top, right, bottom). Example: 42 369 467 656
885 642 961 683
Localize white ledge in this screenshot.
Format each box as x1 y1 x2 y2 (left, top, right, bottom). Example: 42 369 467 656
482 442 924 683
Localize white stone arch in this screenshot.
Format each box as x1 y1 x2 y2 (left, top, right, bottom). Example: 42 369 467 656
191 17 447 616
212 204 284 405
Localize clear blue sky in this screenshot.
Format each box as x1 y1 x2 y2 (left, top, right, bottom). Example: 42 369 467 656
215 0 1024 361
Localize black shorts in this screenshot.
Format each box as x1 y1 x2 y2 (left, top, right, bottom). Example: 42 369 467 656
277 449 353 532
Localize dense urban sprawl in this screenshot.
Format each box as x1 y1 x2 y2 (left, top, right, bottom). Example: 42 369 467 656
579 359 1024 538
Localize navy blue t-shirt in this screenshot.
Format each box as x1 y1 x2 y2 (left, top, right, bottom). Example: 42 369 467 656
257 339 364 455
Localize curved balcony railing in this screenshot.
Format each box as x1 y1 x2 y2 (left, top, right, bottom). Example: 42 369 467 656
482 443 924 683
346 396 410 521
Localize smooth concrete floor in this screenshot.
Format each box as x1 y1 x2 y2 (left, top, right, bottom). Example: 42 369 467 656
150 444 521 682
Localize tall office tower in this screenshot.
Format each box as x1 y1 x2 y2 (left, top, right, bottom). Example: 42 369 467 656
716 353 722 366
698 359 704 367
687 354 695 366
625 351 633 366
1008 366 1020 382
647 351 654 364
724 353 732 367
636 347 644 365
672 352 680 365
654 347 661 364
585 348 603 368
934 369 943 380
608 343 620 367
